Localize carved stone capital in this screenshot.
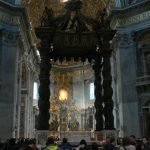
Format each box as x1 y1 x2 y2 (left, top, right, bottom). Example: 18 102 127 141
114 33 134 47
1 30 19 45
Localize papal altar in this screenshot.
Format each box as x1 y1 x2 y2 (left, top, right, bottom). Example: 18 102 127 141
36 130 118 145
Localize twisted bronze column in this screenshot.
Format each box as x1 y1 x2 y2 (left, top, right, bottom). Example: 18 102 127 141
102 49 114 129
93 55 103 131
38 39 51 130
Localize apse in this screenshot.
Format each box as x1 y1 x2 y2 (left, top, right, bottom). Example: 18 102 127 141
49 59 95 132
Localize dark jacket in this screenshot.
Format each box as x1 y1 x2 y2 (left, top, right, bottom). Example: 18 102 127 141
60 143 72 150
104 144 116 150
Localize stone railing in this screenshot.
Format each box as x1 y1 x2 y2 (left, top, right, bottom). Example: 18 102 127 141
36 131 94 145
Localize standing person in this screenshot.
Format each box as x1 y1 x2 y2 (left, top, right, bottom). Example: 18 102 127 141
44 137 59 150
91 142 98 150
141 137 150 150
103 137 116 150
117 137 123 146
76 139 88 150
5 138 19 150
24 139 38 150
130 135 137 146
103 137 111 150
136 139 143 150
0 139 3 150
119 137 136 150
60 138 72 150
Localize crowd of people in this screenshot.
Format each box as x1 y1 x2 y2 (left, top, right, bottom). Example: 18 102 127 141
0 135 150 150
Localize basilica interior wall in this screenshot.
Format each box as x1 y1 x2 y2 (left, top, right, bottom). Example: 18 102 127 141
112 0 150 137
135 31 150 136
0 30 19 139
0 1 39 140
1 0 150 140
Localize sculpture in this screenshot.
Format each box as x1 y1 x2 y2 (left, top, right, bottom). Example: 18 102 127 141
41 7 54 27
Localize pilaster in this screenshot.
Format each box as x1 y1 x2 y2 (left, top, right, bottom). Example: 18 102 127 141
0 29 20 139
114 32 140 136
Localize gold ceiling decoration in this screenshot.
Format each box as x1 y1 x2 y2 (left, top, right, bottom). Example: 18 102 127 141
21 0 115 54
21 0 115 28
81 0 115 18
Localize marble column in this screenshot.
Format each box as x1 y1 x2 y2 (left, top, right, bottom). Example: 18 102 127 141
93 55 103 131
38 38 51 130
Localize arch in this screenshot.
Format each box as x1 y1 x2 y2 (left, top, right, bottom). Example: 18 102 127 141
135 30 150 76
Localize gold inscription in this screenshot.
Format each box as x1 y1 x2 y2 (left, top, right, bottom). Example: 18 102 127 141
118 11 150 26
